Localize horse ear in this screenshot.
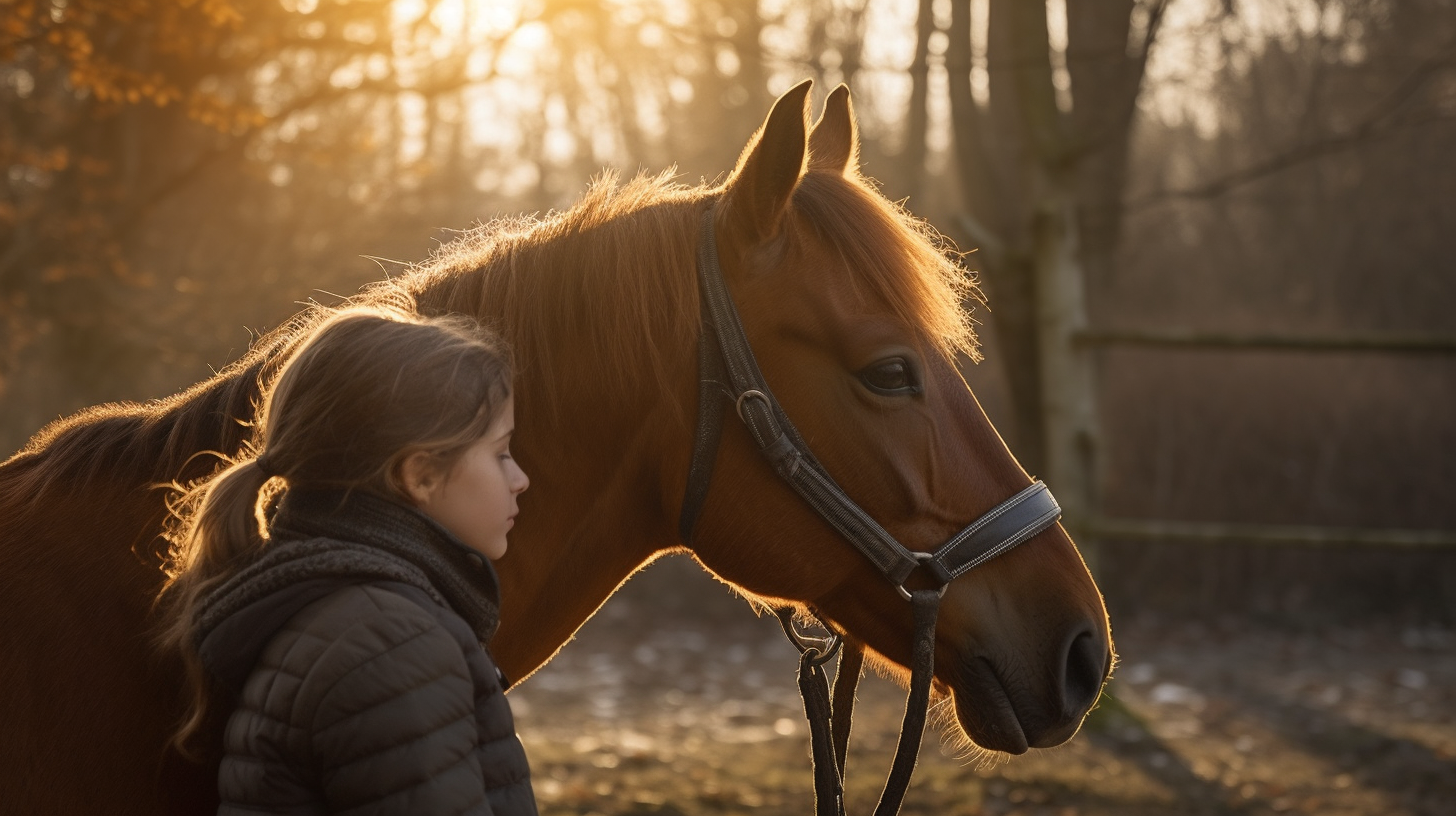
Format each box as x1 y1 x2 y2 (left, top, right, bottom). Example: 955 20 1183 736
808 84 858 174
721 79 813 245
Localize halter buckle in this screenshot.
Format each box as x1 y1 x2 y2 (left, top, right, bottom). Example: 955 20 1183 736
735 389 770 424
896 551 950 602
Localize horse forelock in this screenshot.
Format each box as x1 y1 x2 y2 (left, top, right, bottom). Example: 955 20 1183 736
791 170 982 364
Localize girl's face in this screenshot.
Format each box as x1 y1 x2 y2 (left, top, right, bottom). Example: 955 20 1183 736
408 397 529 560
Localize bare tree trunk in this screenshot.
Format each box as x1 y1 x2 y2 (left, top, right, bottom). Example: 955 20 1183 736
948 0 1044 474
1066 0 1164 289
901 0 936 204
946 0 1162 537
1004 0 1097 528
1031 192 1098 528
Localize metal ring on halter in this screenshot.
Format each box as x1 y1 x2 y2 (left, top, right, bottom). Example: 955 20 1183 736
896 551 951 602
735 389 770 423
776 610 844 667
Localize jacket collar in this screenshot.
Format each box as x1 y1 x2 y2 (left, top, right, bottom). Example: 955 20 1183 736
268 486 503 631
193 487 504 693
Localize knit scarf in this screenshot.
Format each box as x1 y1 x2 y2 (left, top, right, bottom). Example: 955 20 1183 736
193 487 502 655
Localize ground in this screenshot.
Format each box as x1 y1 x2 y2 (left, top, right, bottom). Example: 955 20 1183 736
507 558 1456 816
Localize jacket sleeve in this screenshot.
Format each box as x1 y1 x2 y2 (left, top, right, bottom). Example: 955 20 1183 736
304 588 492 816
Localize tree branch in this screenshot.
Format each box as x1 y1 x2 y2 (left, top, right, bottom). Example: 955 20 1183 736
112 70 490 237
1127 36 1456 211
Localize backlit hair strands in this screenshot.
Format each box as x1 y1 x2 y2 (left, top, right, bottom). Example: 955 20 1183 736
155 305 512 754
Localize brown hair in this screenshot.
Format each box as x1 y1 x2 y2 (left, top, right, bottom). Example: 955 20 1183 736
156 305 512 753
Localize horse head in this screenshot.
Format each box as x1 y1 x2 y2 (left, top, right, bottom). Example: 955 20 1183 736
684 81 1112 755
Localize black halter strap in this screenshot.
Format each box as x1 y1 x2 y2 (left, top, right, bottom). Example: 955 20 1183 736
680 206 1063 815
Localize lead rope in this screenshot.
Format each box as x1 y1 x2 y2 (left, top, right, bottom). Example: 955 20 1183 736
831 642 864 780
873 590 940 816
780 590 941 816
798 649 843 816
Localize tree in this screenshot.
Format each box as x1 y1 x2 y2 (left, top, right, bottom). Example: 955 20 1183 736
942 0 1170 529
0 0 404 399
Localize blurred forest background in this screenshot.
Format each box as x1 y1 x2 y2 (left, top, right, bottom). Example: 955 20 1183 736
3 0 1454 621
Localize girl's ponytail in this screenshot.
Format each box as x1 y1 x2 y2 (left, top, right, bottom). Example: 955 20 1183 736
156 457 277 756
174 458 275 580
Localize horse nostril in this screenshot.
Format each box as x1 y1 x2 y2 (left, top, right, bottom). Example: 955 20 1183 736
1061 625 1108 718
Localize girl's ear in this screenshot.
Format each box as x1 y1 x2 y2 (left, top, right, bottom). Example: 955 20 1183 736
398 451 442 507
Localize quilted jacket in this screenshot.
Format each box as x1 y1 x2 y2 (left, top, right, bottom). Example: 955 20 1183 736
192 487 537 816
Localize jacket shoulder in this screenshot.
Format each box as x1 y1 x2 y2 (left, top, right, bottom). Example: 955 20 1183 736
249 584 467 729
286 582 442 647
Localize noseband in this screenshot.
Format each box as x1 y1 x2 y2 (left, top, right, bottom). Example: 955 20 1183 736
679 208 1063 815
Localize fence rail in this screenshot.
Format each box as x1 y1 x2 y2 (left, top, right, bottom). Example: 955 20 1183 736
1088 517 1456 549
1074 329 1456 354
1068 325 1456 550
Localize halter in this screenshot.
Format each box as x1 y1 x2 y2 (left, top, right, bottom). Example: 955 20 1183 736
679 207 1064 816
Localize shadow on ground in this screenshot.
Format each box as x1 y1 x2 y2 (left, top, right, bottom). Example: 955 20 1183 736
508 556 1456 816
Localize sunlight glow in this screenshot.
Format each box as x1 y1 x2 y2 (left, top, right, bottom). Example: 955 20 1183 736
279 0 1365 204
1144 0 1372 137
377 0 706 182
362 0 1356 199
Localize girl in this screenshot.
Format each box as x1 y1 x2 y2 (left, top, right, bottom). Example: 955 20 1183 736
158 306 536 815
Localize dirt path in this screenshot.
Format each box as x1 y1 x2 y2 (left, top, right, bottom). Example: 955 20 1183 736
508 559 1456 815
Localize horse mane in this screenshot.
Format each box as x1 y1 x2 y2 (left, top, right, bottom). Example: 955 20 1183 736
1 166 977 525
1 314 304 517
392 169 709 421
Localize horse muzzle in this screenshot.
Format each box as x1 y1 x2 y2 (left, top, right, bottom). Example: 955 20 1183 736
949 617 1112 754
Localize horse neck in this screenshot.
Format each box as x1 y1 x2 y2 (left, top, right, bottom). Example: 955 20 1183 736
407 192 709 680
2 347 275 538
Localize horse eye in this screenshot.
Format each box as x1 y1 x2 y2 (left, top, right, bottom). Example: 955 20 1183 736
859 358 920 396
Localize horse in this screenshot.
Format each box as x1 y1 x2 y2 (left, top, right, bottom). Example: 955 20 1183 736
0 81 1112 815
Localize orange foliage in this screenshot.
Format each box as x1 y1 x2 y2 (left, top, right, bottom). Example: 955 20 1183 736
0 0 396 367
